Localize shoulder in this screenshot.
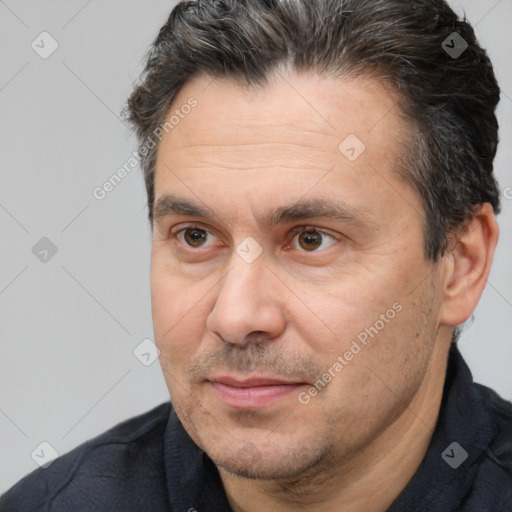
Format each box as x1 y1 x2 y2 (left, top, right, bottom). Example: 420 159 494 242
0 402 172 512
466 382 512 509
473 381 512 459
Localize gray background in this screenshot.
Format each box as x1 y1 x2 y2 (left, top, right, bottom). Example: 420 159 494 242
1 0 511 492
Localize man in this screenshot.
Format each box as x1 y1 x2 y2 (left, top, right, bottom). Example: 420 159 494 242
2 0 511 510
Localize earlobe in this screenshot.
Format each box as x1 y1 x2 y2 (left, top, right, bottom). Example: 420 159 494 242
439 203 499 327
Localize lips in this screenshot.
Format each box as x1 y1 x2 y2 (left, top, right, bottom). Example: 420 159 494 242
208 375 306 409
211 375 302 387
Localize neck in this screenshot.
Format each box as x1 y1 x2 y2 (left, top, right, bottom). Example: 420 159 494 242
219 341 451 512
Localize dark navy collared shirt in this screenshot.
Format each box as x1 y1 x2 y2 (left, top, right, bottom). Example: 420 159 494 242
1 344 511 511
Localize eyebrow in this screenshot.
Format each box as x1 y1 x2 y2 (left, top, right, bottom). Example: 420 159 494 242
153 194 372 229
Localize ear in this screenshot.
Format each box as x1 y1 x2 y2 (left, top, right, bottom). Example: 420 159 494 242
439 203 499 327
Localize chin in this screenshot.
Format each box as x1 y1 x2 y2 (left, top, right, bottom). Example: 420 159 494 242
211 441 332 481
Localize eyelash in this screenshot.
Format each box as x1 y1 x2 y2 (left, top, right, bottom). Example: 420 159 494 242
171 223 340 253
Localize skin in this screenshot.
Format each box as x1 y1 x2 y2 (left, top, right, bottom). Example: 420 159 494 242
150 71 499 511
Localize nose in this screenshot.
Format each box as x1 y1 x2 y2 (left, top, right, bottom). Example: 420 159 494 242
206 254 286 346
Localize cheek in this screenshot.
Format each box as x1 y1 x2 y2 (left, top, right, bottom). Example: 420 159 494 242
150 261 210 372
294 265 425 399
294 275 395 358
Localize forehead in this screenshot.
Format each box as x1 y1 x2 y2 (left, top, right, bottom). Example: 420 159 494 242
158 72 403 153
153 72 418 226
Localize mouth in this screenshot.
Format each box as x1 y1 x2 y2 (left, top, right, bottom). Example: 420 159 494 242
208 375 307 409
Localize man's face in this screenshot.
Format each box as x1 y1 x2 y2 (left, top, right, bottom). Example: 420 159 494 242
151 72 446 479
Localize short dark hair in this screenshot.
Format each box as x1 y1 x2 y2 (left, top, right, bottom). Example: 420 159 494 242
124 0 501 261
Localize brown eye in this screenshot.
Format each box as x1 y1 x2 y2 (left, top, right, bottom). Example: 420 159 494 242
182 228 209 248
298 231 323 251
292 229 337 252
